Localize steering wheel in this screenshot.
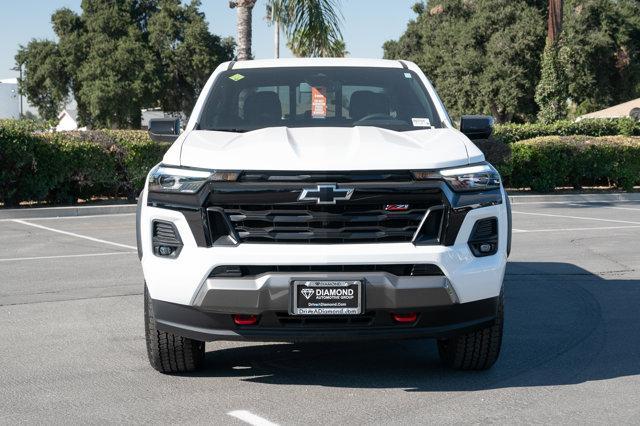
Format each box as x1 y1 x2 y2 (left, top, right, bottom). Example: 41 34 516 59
355 113 393 122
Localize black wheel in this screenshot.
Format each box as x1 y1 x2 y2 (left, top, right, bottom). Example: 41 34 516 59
144 286 205 374
437 295 503 370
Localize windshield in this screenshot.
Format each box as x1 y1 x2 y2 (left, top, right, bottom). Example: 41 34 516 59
198 67 442 132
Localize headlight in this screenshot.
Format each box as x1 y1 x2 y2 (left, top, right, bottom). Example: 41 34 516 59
148 165 239 193
412 163 501 192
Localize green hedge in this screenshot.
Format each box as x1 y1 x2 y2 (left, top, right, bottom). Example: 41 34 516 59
0 118 50 133
493 118 640 145
0 122 168 207
2 120 640 206
490 136 640 192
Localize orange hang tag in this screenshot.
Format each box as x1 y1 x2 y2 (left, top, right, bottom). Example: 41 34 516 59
311 86 327 119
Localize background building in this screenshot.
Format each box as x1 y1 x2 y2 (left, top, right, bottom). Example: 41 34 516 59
56 109 80 131
578 98 640 121
0 78 20 119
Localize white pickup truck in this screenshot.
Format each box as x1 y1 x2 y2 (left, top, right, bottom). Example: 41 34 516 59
138 58 511 374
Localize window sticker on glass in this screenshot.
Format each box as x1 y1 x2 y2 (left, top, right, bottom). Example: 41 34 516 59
311 86 327 119
229 73 245 81
404 72 412 79
412 117 431 127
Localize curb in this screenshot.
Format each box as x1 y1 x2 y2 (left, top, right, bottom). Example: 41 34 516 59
508 192 640 204
0 204 136 220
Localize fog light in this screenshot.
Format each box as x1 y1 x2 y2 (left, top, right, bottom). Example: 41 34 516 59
392 312 418 323
479 243 493 253
152 220 183 258
158 245 174 256
468 217 498 257
233 314 258 325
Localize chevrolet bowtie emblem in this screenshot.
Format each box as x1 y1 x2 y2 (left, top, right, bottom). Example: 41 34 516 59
298 184 354 204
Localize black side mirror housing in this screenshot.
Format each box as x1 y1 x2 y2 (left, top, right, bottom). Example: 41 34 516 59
148 118 181 142
460 115 494 140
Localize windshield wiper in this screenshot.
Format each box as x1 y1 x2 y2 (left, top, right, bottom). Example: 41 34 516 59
206 128 248 133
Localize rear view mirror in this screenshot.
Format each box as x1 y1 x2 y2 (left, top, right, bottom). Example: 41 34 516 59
460 115 494 140
148 118 181 142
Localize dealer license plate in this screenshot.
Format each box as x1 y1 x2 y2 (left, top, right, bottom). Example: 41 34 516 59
292 280 362 315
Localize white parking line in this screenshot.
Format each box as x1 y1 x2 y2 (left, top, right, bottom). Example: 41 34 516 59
11 213 136 221
569 204 640 211
11 219 137 250
512 210 640 225
228 411 279 426
510 199 640 206
0 252 135 262
513 225 640 233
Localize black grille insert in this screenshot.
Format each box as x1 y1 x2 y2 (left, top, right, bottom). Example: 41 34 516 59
218 204 433 243
209 263 444 278
152 220 182 257
153 221 179 243
413 206 445 245
468 217 498 257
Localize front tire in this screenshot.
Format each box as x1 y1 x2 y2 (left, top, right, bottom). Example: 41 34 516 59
144 286 205 374
437 295 503 370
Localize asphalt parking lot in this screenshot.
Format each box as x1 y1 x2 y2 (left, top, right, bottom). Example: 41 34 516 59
1 198 640 424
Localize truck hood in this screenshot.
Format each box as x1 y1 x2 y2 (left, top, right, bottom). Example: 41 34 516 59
177 127 482 171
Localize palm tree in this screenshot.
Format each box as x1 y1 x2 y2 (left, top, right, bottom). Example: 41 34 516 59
547 0 563 43
229 0 257 60
267 0 344 57
231 0 344 60
266 0 285 58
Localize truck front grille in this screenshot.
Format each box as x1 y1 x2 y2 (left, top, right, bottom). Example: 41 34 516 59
208 263 445 278
219 204 429 243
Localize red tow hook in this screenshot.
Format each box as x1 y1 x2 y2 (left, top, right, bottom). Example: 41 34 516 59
392 312 418 323
233 314 258 325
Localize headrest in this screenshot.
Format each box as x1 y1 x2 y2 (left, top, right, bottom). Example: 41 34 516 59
244 91 282 123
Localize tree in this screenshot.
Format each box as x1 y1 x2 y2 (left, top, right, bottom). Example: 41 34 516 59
149 0 235 114
74 0 160 128
561 0 640 115
285 30 347 57
535 40 568 123
266 0 284 58
229 0 257 60
384 0 546 123
547 0 563 42
15 0 233 128
382 4 424 62
15 40 69 121
233 0 345 59
386 0 640 122
535 0 567 123
268 0 344 57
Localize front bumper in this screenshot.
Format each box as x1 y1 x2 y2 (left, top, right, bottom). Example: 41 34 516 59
140 199 508 306
140 184 508 342
152 295 500 342
192 272 457 314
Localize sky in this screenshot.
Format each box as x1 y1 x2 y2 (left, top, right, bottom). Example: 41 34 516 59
0 0 419 79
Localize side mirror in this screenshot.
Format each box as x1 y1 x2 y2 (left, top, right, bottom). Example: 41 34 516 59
460 115 494 140
148 118 180 142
